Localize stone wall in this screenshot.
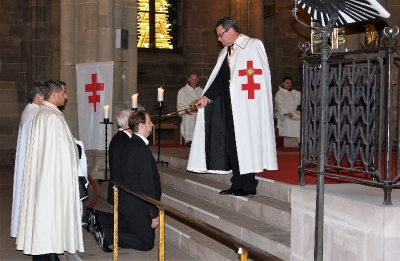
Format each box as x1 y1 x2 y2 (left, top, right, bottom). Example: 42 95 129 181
0 0 28 164
264 0 310 93
3 0 399 164
0 0 57 164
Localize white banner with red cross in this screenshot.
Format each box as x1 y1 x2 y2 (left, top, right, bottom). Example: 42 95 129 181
76 61 113 150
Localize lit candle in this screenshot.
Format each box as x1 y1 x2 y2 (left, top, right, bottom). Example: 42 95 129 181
132 93 138 108
103 105 109 119
158 87 164 101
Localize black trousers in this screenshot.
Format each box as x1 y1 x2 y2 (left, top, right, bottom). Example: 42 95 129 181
226 118 258 192
98 210 155 251
32 253 60 261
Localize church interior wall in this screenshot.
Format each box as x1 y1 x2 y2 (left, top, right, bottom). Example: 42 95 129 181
137 0 310 116
2 0 400 164
0 0 29 164
264 0 310 93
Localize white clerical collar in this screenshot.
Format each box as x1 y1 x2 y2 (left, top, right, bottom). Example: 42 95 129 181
186 84 199 90
118 128 132 138
135 133 149 145
42 100 63 115
279 86 291 92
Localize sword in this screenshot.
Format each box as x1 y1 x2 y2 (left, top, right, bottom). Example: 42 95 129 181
151 104 198 122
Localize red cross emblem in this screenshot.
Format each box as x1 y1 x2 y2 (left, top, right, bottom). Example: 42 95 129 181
238 60 262 99
85 73 104 112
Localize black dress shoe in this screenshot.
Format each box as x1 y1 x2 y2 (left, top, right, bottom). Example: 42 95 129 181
231 188 256 197
82 208 93 232
89 211 102 235
219 187 235 195
47 253 60 261
93 227 113 253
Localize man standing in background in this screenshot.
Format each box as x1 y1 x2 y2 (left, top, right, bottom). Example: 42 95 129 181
16 80 84 261
177 72 203 144
10 80 45 238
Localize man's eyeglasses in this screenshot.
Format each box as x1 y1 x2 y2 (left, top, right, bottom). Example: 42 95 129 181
217 29 229 38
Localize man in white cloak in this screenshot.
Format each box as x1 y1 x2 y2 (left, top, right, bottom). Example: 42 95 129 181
16 80 84 260
188 16 277 197
274 76 302 141
177 72 204 144
10 81 45 238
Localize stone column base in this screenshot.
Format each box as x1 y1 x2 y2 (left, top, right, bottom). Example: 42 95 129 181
291 184 400 261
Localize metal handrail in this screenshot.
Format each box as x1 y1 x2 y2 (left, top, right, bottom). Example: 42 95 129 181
109 180 283 261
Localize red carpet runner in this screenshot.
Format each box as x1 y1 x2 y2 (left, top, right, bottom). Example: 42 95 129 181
156 143 396 185
257 153 398 185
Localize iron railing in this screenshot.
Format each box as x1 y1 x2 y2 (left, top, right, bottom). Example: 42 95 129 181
109 180 283 261
298 31 400 205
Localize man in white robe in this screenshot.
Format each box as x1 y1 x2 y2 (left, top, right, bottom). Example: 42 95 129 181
177 72 203 144
10 81 45 238
16 80 84 260
274 76 302 141
188 16 277 197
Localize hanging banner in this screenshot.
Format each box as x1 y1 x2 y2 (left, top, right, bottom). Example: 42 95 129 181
76 61 113 150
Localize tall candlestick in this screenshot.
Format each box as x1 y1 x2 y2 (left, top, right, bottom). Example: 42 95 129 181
103 105 109 119
132 93 138 108
158 87 164 101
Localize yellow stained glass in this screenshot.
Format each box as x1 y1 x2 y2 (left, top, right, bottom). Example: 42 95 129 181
137 0 174 49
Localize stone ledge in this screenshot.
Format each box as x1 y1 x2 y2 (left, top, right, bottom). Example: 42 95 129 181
291 184 400 261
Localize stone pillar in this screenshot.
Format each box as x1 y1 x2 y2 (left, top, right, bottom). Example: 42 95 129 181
60 0 78 135
123 0 138 107
50 1 61 81
111 0 127 128
98 0 114 61
227 0 263 39
385 0 400 143
77 0 98 64
250 0 264 41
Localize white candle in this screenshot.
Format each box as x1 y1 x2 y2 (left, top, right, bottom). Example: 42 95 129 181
132 93 138 108
103 105 109 119
158 87 164 101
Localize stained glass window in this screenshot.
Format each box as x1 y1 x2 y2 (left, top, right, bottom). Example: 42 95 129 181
137 0 178 49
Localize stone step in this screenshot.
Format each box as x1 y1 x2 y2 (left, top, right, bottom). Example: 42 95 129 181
164 216 242 261
198 172 292 202
159 166 291 232
161 185 290 261
78 192 199 261
151 150 292 202
93 182 283 260
152 150 188 171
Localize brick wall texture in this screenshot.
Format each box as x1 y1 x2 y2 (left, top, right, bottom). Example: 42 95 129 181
0 0 28 164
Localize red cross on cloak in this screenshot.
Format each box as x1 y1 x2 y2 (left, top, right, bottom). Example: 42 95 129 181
238 60 262 99
85 73 104 112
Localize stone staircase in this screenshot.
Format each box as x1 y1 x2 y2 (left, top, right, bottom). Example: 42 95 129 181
153 150 293 261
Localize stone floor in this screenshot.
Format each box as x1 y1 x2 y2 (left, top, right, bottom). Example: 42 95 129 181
0 164 196 261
